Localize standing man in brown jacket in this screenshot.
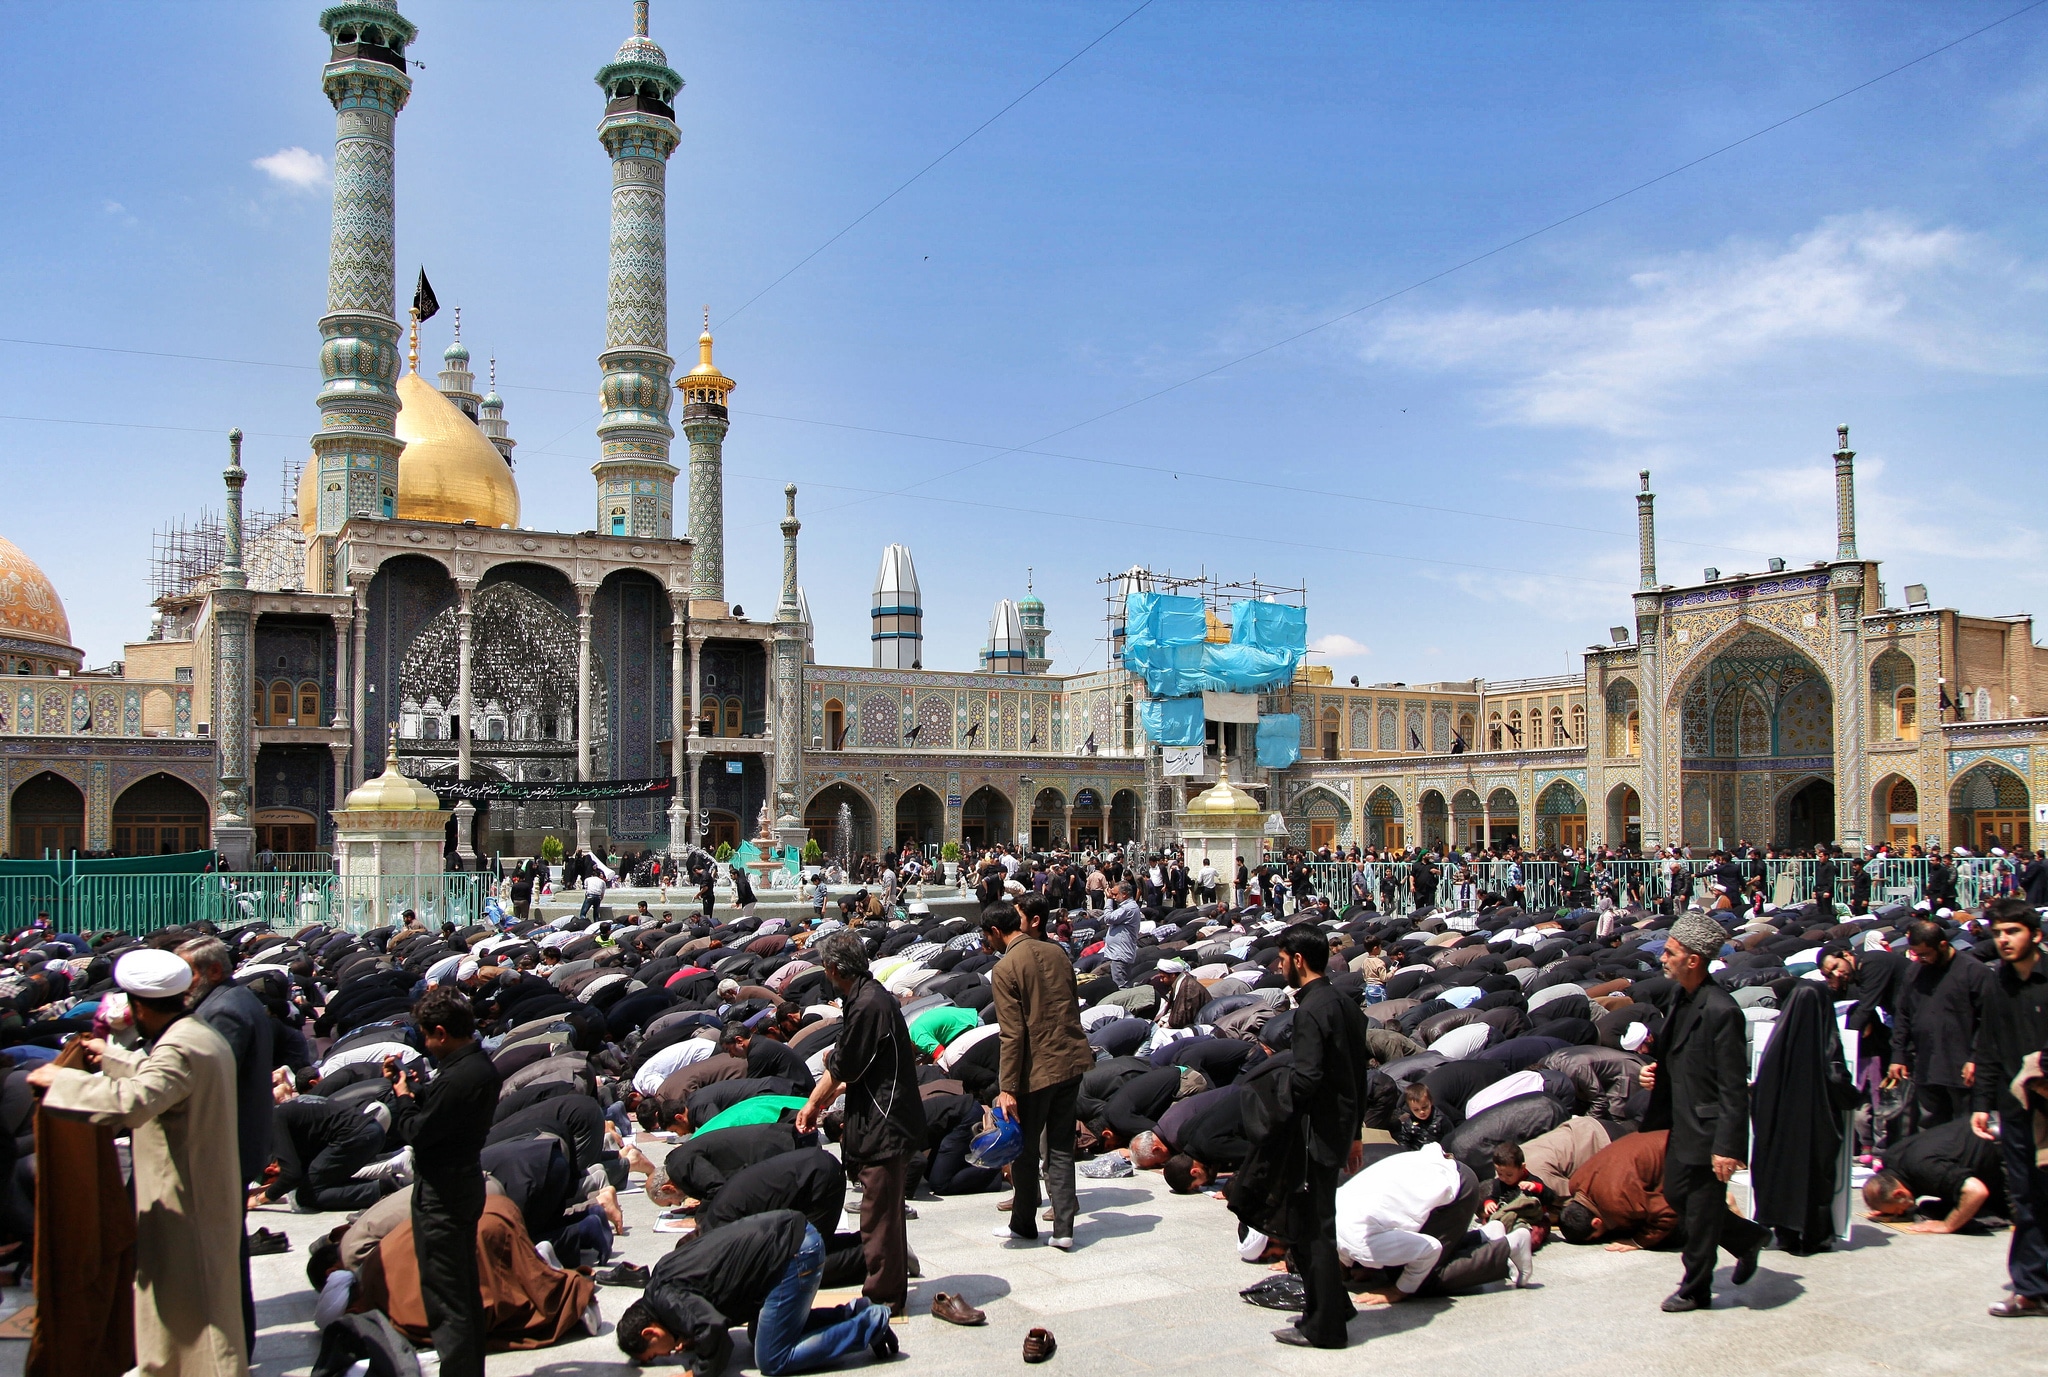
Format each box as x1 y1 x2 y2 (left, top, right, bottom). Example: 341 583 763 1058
985 902 1095 1250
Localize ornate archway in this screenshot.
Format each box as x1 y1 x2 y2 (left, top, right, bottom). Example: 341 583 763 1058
1535 779 1586 850
962 786 1015 850
1673 627 1833 846
1295 786 1351 853
895 785 944 851
1364 786 1404 851
804 781 876 861
1418 789 1447 849
1949 761 2030 852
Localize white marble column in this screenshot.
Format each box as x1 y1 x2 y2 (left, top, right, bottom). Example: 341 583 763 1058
669 592 688 848
576 589 594 781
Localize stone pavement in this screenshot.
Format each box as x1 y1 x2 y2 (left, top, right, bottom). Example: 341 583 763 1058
0 1164 2029 1376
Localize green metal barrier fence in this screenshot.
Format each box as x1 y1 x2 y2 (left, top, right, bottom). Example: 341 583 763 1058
0 872 485 936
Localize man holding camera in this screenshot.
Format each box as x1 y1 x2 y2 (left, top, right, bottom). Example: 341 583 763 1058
385 987 503 1377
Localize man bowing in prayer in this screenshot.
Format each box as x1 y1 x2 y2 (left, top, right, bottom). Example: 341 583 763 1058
28 948 246 1377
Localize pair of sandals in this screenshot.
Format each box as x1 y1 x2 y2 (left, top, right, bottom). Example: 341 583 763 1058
926 1294 1054 1364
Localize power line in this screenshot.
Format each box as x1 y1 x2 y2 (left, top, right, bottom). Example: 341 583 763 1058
716 0 1155 329
787 0 2048 517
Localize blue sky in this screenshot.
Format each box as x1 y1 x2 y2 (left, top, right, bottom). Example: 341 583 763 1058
4 1 2046 676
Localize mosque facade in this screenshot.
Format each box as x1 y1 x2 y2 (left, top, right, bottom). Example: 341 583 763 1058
1 1 2042 868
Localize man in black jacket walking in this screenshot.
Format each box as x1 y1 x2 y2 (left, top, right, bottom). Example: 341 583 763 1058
1272 927 1372 1349
386 987 502 1377
1968 897 2048 1317
1890 920 1994 1129
1641 912 1765 1312
796 931 925 1314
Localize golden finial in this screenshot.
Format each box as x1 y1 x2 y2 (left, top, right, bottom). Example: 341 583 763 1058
408 307 420 374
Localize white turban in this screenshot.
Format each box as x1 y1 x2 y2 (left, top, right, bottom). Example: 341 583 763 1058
456 958 480 984
115 949 193 999
1620 1022 1650 1052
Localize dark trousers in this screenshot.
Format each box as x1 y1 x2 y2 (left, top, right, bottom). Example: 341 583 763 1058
1663 1156 1767 1304
855 1154 911 1310
927 1121 1004 1195
279 1118 386 1212
2000 1104 2048 1299
1290 1159 1354 1348
1010 1076 1081 1241
1915 1082 1967 1130
413 1173 488 1377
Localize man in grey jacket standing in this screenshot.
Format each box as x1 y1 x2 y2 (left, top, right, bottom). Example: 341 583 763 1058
1103 883 1143 988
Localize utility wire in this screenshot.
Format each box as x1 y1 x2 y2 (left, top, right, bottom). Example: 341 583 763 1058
790 0 2048 516
716 0 1155 329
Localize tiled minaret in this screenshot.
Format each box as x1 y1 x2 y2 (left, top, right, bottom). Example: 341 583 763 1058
593 0 681 542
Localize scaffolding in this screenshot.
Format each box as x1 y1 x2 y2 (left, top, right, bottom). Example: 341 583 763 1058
150 456 305 603
1095 566 1308 849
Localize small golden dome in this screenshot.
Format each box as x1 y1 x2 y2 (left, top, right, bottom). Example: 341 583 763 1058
395 372 521 528
296 454 317 536
682 309 733 387
341 735 444 812
1185 762 1263 817
0 536 77 655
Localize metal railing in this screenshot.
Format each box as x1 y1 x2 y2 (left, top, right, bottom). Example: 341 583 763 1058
256 851 337 873
0 872 484 937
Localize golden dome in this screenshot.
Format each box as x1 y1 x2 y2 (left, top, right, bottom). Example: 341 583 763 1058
395 372 521 528
1185 762 1263 817
0 536 76 655
296 454 317 537
341 735 445 812
680 311 734 389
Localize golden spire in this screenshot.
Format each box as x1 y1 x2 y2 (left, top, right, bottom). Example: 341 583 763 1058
680 305 734 393
408 307 420 374
698 305 713 367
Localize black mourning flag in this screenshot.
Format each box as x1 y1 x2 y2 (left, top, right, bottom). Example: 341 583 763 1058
1450 733 1466 755
413 268 440 323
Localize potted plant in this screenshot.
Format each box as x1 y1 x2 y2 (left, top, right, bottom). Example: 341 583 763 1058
940 840 961 883
802 838 824 866
715 841 734 863
540 835 564 885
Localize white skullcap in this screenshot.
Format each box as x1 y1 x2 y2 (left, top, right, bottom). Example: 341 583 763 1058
115 949 193 999
1238 1226 1271 1262
456 958 479 983
1620 1022 1650 1052
718 977 741 995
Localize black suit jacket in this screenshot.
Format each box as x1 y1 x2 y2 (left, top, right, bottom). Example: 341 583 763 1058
1288 978 1372 1167
1643 978 1750 1165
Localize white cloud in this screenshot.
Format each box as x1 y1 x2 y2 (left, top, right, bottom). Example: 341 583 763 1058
1367 213 2046 434
1310 633 1371 658
102 200 123 214
253 147 328 191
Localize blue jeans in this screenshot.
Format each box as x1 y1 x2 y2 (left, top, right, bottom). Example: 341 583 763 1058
578 891 603 919
754 1224 890 1375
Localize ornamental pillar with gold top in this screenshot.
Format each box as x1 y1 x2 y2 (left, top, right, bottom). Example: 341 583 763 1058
1180 764 1265 906
678 311 733 615
331 733 450 928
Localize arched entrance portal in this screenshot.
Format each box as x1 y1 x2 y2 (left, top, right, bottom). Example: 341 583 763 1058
1068 788 1104 849
962 787 1014 850
1949 762 2030 852
11 772 82 857
1108 789 1139 845
895 786 943 852
1784 778 1836 850
1029 788 1066 851
804 783 875 861
1873 775 1919 850
1418 790 1447 850
1365 787 1404 852
1535 780 1586 850
1607 784 1641 850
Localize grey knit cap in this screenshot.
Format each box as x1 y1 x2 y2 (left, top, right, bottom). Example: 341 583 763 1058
1669 913 1726 959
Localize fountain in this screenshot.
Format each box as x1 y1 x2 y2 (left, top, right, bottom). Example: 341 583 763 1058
833 801 853 870
746 799 784 889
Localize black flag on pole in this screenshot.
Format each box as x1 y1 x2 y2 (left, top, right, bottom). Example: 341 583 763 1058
413 268 440 323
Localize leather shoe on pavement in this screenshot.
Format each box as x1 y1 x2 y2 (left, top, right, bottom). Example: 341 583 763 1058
1272 1328 1316 1347
1023 1327 1057 1363
1731 1241 1761 1286
1660 1292 1703 1313
1989 1294 2048 1318
929 1293 986 1326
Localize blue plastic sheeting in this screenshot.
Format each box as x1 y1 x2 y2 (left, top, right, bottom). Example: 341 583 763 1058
1122 594 1306 697
1138 696 1206 746
1232 600 1307 654
1123 591 1208 648
1256 714 1302 769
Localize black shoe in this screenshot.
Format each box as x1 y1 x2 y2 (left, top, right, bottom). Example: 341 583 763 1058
249 1228 291 1257
1661 1292 1703 1313
1731 1241 1762 1286
1272 1328 1316 1348
593 1262 649 1288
